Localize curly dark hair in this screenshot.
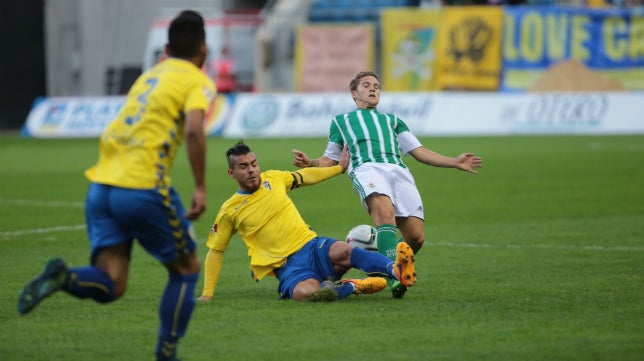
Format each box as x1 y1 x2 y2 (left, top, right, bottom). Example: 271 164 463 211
225 140 252 168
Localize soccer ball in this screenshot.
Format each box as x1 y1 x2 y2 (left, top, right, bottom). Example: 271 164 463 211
345 224 378 251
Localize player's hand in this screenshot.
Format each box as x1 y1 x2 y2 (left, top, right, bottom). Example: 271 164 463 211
185 187 206 220
338 145 350 173
455 153 483 174
197 295 212 302
292 149 312 168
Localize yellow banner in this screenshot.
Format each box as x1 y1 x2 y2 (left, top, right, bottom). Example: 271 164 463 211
294 24 374 92
435 6 504 90
381 8 442 91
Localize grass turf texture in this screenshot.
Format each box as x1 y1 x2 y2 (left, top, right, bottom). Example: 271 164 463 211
0 135 643 361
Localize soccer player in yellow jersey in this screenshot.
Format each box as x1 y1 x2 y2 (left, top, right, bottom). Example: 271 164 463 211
198 141 417 302
17 10 215 361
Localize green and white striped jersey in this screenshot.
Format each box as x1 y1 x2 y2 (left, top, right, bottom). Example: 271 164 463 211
325 108 421 170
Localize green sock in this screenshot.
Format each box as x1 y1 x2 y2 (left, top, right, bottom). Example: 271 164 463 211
376 224 398 261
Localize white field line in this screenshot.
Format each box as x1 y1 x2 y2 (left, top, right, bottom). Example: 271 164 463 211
1 227 642 252
0 198 85 238
1 199 642 251
0 225 86 237
0 198 84 208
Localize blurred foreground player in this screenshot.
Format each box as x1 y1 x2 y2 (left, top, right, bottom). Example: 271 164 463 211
17 10 216 361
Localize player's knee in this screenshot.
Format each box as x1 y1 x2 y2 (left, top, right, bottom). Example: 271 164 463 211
292 279 319 301
167 252 201 275
182 255 201 275
292 289 308 302
292 286 312 301
329 241 353 263
405 237 424 253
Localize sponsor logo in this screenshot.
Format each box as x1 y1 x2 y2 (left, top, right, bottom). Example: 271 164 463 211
525 94 607 126
501 93 608 129
284 98 353 119
43 103 67 127
39 98 124 132
241 97 279 131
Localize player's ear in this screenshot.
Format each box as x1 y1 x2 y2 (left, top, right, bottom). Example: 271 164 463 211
200 43 207 58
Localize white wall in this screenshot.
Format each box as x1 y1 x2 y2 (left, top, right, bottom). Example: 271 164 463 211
45 0 221 96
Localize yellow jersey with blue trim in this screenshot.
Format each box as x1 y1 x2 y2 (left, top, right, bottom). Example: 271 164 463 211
206 170 318 280
85 58 215 189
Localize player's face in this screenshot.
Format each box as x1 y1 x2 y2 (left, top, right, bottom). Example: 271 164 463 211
351 75 380 109
228 152 261 192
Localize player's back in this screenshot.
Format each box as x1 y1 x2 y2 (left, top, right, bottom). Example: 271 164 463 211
86 58 215 189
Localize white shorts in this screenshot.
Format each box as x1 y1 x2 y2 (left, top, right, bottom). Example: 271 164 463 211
348 163 424 220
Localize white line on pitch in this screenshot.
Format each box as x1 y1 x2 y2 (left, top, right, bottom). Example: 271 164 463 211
0 198 84 208
431 241 644 252
0 225 86 237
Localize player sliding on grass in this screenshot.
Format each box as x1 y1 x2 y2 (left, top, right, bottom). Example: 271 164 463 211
198 141 416 302
293 71 483 298
17 10 215 361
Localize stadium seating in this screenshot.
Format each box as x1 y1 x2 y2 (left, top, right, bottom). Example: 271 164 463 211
308 0 420 23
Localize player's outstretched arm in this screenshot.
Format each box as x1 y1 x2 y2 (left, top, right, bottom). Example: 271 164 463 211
293 146 348 186
454 152 483 174
409 147 483 174
292 149 338 168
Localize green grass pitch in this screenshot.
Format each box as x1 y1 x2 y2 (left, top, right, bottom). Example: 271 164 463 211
1 135 643 361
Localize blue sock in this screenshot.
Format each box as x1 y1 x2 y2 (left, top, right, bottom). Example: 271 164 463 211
350 247 396 279
335 282 355 299
64 266 115 303
156 272 198 360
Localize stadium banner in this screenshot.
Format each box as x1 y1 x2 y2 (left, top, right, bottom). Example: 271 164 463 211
502 6 644 91
380 8 441 91
434 6 504 91
222 92 434 138
22 95 232 138
222 91 644 138
423 91 644 135
22 96 126 138
294 24 375 92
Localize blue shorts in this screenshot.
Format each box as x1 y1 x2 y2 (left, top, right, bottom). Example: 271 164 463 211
84 183 197 264
274 237 341 299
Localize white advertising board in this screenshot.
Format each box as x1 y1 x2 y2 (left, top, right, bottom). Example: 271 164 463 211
222 92 436 138
23 96 126 138
223 92 644 138
22 95 231 138
23 92 644 138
